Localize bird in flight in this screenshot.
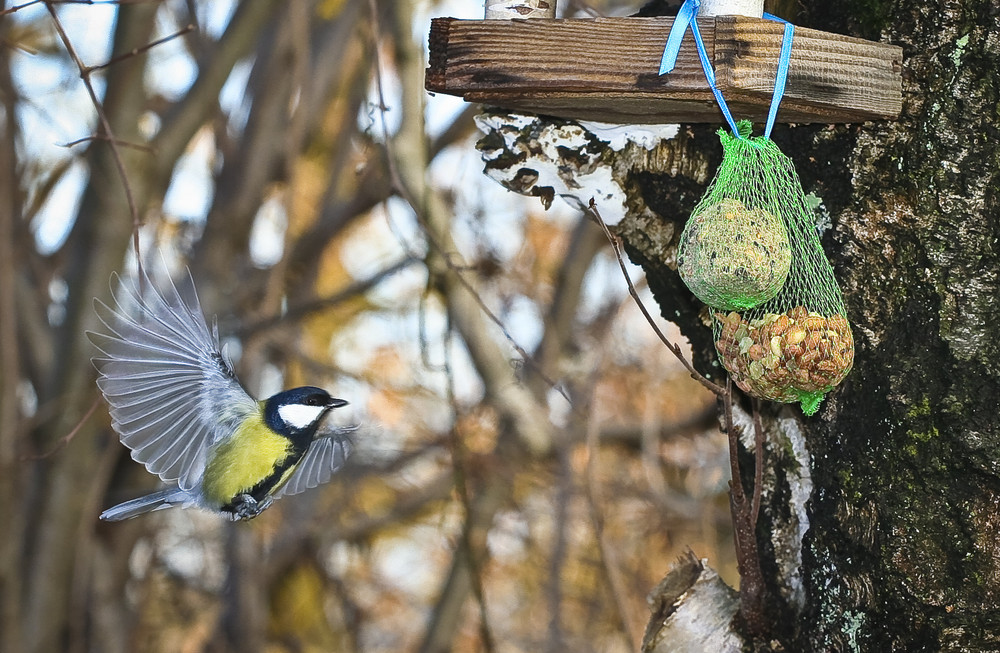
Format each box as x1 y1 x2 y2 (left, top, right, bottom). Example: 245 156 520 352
90 268 354 521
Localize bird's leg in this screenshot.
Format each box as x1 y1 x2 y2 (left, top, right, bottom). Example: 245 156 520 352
229 493 273 520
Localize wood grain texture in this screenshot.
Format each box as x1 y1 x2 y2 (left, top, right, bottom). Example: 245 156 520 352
715 17 902 119
426 17 902 124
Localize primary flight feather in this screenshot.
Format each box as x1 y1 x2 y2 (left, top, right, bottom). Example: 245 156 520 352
90 269 353 521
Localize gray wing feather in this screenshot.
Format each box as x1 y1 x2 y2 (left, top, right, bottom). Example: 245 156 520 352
276 429 354 498
89 269 258 492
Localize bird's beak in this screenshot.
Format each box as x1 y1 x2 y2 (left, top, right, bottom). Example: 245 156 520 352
327 397 349 409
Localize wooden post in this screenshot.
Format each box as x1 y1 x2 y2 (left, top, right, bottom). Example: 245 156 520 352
484 0 556 19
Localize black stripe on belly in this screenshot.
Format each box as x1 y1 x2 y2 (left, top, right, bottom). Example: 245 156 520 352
221 444 307 512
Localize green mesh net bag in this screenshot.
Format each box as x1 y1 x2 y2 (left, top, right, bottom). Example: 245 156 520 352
677 137 792 311
679 122 854 415
660 12 853 414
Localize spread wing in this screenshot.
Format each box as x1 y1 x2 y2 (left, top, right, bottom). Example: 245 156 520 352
275 428 355 498
88 269 259 492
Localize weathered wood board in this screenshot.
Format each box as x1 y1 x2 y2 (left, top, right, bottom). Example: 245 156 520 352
426 16 902 124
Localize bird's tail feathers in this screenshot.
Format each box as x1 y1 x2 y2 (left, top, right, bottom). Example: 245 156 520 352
100 488 192 521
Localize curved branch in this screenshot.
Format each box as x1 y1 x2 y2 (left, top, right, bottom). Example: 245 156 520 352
153 0 279 177
592 201 726 397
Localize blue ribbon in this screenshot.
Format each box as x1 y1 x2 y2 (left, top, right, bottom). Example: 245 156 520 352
765 21 794 138
659 0 795 140
658 0 698 76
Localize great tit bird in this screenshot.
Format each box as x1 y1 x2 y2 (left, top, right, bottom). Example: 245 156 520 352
90 268 353 521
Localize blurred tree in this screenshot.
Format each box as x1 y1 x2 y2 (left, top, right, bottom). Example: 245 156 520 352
20 0 995 651
0 2 726 653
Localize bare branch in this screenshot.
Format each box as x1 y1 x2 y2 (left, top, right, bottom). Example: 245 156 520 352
443 314 497 653
417 473 508 653
751 399 765 531
545 447 571 653
20 396 101 462
329 471 454 543
428 103 479 155
724 378 743 507
59 135 154 152
45 1 143 269
366 6 571 410
153 0 279 177
86 23 195 73
235 256 419 338
4 0 162 15
590 199 726 397
0 45 26 652
723 379 767 636
530 214 607 399
584 387 642 649
0 0 43 16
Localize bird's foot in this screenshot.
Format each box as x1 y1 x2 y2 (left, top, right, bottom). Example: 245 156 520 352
228 494 273 521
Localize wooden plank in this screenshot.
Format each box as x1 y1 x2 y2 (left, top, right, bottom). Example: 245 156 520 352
426 16 902 124
427 16 712 95
714 16 902 120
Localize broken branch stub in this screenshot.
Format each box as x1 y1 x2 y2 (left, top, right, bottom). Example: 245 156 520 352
484 0 556 19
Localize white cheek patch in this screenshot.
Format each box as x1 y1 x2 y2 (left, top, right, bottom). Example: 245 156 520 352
277 404 326 430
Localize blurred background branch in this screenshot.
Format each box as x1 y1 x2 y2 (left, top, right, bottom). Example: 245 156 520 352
1 0 991 650
0 2 731 652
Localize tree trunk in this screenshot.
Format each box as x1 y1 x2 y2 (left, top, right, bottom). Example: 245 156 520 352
476 0 1000 648
642 0 1000 649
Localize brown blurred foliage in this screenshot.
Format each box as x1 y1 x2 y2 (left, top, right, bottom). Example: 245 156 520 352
0 2 731 652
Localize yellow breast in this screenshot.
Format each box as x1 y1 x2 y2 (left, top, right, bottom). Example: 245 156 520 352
201 410 294 507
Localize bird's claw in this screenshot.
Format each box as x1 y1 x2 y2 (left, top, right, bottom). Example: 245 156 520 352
228 494 273 520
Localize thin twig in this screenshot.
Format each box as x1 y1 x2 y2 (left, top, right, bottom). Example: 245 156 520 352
364 0 572 409
589 199 725 397
235 256 418 338
4 0 160 15
750 398 765 530
60 135 155 152
723 377 744 506
724 380 769 636
85 24 195 73
442 311 497 653
21 396 100 461
365 3 502 649
417 287 442 372
0 0 45 15
545 447 571 653
583 397 642 649
44 2 143 275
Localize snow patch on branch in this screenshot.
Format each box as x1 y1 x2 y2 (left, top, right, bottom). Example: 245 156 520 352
475 112 677 226
577 121 680 151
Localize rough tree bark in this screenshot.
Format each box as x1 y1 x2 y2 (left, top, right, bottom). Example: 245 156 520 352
476 0 1000 649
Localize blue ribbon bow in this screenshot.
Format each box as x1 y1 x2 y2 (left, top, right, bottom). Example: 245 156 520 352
659 0 795 139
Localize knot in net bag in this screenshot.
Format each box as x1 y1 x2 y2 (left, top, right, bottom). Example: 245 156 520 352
683 122 854 415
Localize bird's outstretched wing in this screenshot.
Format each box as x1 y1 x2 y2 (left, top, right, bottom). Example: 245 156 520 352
89 269 259 492
276 428 355 498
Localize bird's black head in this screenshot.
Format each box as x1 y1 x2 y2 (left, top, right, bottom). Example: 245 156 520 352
263 386 349 437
